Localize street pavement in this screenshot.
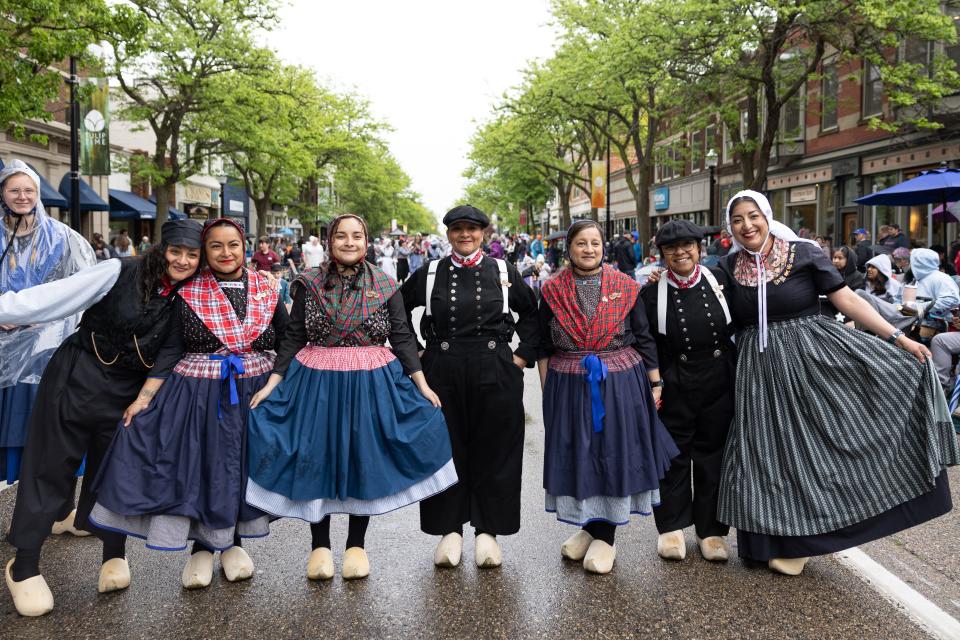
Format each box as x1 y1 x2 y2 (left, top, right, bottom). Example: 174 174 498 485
1 366 957 639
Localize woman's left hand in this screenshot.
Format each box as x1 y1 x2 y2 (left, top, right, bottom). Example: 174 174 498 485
897 335 932 363
418 383 442 408
652 385 663 410
512 354 527 369
260 270 280 290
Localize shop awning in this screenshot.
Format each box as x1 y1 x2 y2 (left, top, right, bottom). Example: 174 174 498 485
58 173 109 211
148 195 186 220
0 159 69 208
109 189 156 220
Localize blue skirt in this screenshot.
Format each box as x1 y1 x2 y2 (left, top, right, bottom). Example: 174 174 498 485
0 383 39 484
543 348 679 525
246 346 457 521
90 352 273 551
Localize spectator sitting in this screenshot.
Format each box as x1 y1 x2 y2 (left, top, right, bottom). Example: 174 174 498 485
863 254 901 304
893 247 913 283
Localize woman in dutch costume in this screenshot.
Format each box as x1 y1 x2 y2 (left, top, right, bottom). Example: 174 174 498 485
246 214 455 581
0 160 95 531
2 219 202 617
401 205 540 569
639 220 736 563
537 220 678 574
90 218 288 589
717 190 960 575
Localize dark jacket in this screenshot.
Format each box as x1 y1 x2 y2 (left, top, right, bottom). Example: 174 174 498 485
854 240 874 272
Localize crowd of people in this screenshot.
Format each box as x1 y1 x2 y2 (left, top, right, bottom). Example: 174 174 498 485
0 154 957 619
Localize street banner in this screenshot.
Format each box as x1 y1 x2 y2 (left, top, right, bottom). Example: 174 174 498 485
591 160 606 208
81 78 111 175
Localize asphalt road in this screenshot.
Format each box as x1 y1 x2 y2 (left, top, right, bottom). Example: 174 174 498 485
2 362 952 639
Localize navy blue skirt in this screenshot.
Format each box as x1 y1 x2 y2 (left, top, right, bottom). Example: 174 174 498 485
246 346 456 521
543 348 679 525
90 352 273 551
0 383 39 484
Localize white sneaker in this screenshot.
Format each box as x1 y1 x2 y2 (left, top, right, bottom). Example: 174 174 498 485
697 536 729 562
220 546 254 582
5 558 53 617
97 558 131 593
657 530 686 560
51 509 90 537
768 557 809 576
306 548 334 580
433 532 463 568
342 547 369 580
181 551 214 589
583 540 616 574
560 530 594 561
474 533 502 568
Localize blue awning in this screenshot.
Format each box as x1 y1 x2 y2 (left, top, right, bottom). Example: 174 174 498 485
109 189 156 220
148 195 186 220
58 173 108 212
0 159 69 208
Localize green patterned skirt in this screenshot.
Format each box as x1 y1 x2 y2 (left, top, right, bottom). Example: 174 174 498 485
718 314 960 537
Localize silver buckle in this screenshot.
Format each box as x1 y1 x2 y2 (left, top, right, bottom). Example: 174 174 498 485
441 341 450 351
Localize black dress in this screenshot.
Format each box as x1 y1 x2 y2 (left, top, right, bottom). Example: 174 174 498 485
9 258 183 551
401 256 539 536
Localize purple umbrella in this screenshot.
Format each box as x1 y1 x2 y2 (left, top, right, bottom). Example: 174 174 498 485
931 202 960 223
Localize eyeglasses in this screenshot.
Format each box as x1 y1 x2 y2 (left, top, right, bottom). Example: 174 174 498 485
4 188 36 198
662 241 699 255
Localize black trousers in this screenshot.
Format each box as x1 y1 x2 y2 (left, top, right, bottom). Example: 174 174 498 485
9 343 139 551
419 340 525 536
653 352 735 539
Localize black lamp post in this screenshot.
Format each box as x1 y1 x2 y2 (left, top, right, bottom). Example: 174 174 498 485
705 148 718 227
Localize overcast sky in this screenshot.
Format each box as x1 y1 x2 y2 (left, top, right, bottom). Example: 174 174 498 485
267 1 559 219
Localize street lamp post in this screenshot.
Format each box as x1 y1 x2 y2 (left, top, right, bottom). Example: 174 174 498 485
217 174 228 221
705 148 718 227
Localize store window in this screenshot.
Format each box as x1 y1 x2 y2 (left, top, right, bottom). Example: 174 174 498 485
818 181 835 240
865 172 900 237
770 190 787 224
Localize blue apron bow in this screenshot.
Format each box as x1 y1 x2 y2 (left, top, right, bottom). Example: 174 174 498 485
210 353 245 418
581 354 608 433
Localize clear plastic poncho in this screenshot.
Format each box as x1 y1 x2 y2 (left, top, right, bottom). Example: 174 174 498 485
0 160 95 387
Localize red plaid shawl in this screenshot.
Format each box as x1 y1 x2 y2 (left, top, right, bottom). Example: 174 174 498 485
296 262 398 341
542 264 638 352
178 268 279 353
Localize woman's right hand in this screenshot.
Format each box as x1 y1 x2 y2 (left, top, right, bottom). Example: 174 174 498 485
122 399 150 427
646 268 664 284
249 385 275 409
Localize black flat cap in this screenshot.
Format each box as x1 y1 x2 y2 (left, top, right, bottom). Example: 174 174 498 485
443 204 489 228
161 219 203 248
655 219 704 247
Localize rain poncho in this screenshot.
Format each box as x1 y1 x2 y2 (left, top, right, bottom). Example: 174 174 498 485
0 160 95 387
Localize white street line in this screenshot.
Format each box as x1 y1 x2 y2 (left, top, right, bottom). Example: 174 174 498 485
835 547 960 640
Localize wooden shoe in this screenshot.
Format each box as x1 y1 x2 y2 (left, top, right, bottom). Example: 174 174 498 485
697 536 729 562
583 540 616 574
768 557 808 576
98 558 131 593
560 530 594 561
433 532 463 568
5 558 53 617
657 530 686 560
306 548 334 580
51 509 90 537
475 533 502 568
342 547 369 580
220 546 254 582
181 551 214 589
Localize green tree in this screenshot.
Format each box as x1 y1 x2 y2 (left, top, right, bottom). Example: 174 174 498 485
0 1 143 135
661 0 960 189
105 0 278 238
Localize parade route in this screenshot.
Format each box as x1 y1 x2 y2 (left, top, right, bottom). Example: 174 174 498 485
2 365 957 640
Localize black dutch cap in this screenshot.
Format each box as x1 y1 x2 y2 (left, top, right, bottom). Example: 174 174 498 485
442 204 489 228
161 219 203 249
655 219 704 248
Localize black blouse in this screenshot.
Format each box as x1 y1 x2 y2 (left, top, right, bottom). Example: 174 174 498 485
401 256 540 366
152 273 289 377
640 267 736 362
719 241 846 327
273 286 421 377
72 257 181 373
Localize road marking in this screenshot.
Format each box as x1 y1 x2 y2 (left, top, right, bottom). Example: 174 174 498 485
836 547 960 640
